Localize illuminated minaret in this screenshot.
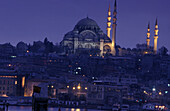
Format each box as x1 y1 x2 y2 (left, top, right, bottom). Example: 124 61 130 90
146 22 150 49
107 4 111 38
154 18 159 54
111 0 117 56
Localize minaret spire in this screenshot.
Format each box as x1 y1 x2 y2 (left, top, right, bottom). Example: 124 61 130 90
155 18 158 25
107 3 112 38
114 0 117 11
154 18 159 54
146 22 150 49
111 0 117 56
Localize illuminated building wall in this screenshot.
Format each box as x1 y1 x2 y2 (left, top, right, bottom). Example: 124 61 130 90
24 79 48 97
0 73 18 96
100 39 104 56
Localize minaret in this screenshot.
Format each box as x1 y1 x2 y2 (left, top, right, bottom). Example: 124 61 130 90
111 0 117 56
154 18 159 54
146 22 150 49
107 4 111 38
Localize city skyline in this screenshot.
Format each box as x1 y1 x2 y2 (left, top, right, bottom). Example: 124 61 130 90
0 0 169 51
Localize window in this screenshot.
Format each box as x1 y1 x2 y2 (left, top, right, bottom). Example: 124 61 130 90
98 94 102 98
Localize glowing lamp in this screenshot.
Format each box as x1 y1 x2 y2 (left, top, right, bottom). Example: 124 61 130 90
168 84 170 87
152 88 156 92
77 85 81 90
15 81 17 85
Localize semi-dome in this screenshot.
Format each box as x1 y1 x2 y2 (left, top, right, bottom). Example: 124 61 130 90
74 17 100 33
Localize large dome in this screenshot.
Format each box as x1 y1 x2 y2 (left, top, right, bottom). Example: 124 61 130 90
74 17 100 33
76 17 98 27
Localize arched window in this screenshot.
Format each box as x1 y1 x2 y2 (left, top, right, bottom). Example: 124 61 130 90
85 44 92 49
67 43 73 49
78 45 83 49
104 45 111 52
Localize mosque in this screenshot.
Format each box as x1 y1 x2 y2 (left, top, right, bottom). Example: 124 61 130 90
60 0 159 56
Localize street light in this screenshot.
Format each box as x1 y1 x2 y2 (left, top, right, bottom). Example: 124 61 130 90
155 105 158 108
77 83 81 90
73 87 75 90
77 85 81 90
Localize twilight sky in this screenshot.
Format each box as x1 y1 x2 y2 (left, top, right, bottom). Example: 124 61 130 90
0 0 170 50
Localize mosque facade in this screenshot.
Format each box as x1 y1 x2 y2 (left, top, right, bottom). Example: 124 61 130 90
60 0 159 56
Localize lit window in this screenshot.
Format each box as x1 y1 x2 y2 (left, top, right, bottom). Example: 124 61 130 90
8 64 12 67
73 87 75 90
22 77 25 88
15 81 17 85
